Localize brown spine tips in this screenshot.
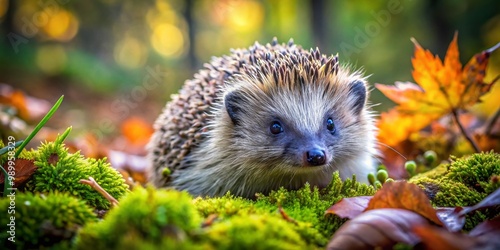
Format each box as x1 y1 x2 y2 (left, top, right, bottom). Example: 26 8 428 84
288 38 294 47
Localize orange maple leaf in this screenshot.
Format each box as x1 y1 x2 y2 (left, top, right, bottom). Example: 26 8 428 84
376 33 500 146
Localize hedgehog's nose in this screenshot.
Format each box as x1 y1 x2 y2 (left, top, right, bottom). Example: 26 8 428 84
305 149 326 166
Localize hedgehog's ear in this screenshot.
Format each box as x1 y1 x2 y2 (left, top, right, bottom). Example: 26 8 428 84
224 91 243 125
349 80 367 115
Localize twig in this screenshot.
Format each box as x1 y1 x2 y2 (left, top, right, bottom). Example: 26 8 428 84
201 214 218 228
80 177 119 207
278 206 298 225
485 107 500 136
451 109 480 153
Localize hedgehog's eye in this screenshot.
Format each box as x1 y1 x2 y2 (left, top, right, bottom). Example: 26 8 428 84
326 118 336 133
270 121 284 134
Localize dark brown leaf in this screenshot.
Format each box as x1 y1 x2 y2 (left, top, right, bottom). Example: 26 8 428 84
366 181 443 226
327 208 429 250
412 225 474 250
0 159 37 187
325 196 372 219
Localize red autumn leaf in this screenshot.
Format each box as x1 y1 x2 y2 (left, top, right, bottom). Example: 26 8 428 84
121 116 154 146
327 208 430 250
375 33 500 147
0 159 37 187
376 108 437 147
325 196 372 219
366 181 443 227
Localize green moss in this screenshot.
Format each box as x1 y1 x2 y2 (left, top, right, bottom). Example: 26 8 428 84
26 134 129 210
74 173 373 249
202 214 308 250
0 192 97 249
409 152 500 230
194 172 375 247
76 187 202 249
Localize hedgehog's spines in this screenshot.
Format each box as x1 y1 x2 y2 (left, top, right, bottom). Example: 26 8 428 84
271 37 278 46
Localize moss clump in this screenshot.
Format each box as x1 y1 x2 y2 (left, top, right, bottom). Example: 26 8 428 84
75 173 373 249
194 172 375 247
409 152 500 230
76 187 202 249
0 192 97 249
202 214 308 250
26 134 129 210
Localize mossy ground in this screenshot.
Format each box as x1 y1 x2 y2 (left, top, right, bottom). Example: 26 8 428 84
409 151 500 230
1 134 498 248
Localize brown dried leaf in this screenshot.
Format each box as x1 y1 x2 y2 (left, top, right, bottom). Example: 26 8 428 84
470 216 500 237
327 208 429 250
0 159 37 187
412 225 474 250
325 196 372 219
413 219 500 250
366 181 443 226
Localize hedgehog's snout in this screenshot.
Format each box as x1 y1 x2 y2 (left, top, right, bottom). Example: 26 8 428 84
304 148 326 166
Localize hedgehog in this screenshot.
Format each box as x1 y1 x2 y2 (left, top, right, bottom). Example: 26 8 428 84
147 38 377 198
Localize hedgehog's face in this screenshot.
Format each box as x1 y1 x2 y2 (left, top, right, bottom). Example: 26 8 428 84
222 72 370 174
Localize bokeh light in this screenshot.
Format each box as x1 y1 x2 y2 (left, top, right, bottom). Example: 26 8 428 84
0 0 8 21
151 23 185 58
35 45 67 75
41 9 79 42
114 36 148 69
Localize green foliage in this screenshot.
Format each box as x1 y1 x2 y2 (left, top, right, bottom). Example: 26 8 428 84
26 133 129 210
76 187 202 249
409 152 500 229
0 192 96 249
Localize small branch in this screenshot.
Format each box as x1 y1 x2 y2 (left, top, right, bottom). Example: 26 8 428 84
278 206 298 225
201 214 218 228
80 177 119 207
485 107 500 136
451 109 480 153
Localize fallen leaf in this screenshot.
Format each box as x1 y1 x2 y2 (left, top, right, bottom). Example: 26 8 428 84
0 83 51 121
325 196 372 219
459 187 500 216
412 225 474 250
469 216 500 238
121 117 154 146
366 181 443 226
0 159 37 187
413 216 500 250
327 208 429 250
435 207 466 233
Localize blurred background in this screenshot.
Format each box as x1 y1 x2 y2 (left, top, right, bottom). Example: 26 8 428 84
0 0 499 157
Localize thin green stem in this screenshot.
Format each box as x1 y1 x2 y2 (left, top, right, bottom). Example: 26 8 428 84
14 95 64 159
